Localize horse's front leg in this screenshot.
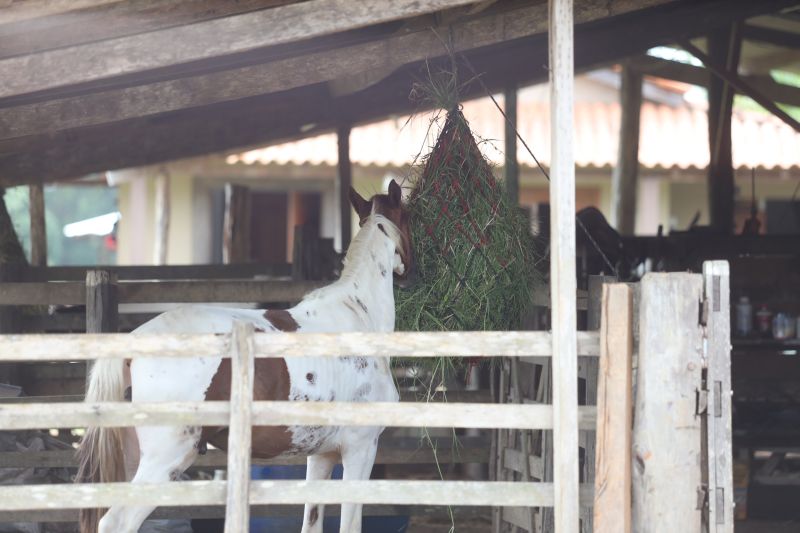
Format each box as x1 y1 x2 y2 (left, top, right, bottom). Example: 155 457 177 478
301 451 338 533
338 434 379 533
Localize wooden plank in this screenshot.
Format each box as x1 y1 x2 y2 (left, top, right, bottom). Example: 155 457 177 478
19 263 291 281
0 479 596 510
632 273 704 533
593 284 633 533
0 1 298 59
0 280 322 305
0 0 679 140
0 0 125 24
224 322 255 532
0 0 481 99
703 261 733 533
610 64 642 236
337 126 352 251
0 330 601 360
504 83 519 206
549 0 580 531
0 401 597 431
28 184 47 267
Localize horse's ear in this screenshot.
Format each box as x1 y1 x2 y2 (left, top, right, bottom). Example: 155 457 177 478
388 179 402 207
349 187 371 218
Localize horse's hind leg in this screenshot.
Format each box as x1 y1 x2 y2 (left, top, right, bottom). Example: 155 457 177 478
98 425 200 533
338 436 379 533
301 451 338 533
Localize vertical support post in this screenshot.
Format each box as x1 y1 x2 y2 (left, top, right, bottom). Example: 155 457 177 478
610 65 642 236
632 273 704 533
153 168 170 265
337 126 352 252
581 275 615 531
225 320 255 533
593 284 633 533
703 261 733 532
549 0 579 531
707 25 741 234
29 184 47 267
223 184 252 263
505 83 519 207
85 270 118 391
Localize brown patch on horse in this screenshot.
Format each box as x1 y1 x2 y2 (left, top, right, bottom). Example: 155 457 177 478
309 505 319 526
264 309 299 332
200 358 294 458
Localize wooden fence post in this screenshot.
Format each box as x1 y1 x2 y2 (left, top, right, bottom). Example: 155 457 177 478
29 184 47 267
632 273 704 533
703 261 733 532
85 270 118 390
224 321 255 533
593 284 633 533
549 0 579 530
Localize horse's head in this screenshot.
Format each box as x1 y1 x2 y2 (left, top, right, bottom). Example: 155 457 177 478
349 179 416 288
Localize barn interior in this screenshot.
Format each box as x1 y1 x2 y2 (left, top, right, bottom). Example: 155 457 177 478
0 1 799 532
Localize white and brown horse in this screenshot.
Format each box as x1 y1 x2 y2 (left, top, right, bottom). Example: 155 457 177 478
77 180 414 533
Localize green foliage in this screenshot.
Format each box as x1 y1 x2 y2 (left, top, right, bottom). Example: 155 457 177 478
395 109 543 336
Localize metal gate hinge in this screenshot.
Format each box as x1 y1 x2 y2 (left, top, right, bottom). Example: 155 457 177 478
696 387 708 415
700 298 709 327
696 485 709 510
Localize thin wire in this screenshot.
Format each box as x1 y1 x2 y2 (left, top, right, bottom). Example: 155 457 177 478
459 54 620 279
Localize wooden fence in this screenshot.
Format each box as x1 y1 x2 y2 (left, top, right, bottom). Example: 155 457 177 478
0 262 733 533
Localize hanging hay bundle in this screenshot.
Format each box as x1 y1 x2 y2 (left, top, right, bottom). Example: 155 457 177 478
396 106 543 338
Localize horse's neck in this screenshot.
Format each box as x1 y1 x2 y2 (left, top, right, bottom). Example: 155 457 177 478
297 222 396 333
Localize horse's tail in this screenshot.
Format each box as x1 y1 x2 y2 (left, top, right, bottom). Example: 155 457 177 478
76 358 127 533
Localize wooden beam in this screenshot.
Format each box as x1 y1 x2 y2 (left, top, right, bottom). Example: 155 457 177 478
742 23 800 49
0 0 482 100
28 184 47 267
0 1 296 60
85 270 118 333
1 0 795 185
337 126 352 251
0 0 678 140
549 0 579 531
504 83 519 206
682 40 800 134
610 65 642 236
701 26 742 235
593 284 633 533
629 55 800 108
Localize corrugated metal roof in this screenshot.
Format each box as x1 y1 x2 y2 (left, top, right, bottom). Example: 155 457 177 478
227 94 800 171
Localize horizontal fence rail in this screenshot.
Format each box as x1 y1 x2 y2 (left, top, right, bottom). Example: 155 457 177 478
0 330 600 360
0 480 595 511
0 401 597 431
0 280 324 305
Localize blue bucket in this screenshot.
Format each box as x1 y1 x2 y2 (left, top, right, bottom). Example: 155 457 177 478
249 465 409 533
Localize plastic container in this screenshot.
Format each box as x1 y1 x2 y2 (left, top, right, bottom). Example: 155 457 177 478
735 297 753 337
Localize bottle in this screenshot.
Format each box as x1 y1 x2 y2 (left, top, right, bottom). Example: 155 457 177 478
755 305 772 339
735 297 753 338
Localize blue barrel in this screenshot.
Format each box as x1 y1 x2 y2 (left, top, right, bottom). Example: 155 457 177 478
249 465 409 532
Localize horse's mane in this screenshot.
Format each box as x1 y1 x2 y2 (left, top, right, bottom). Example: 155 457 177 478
301 215 401 302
